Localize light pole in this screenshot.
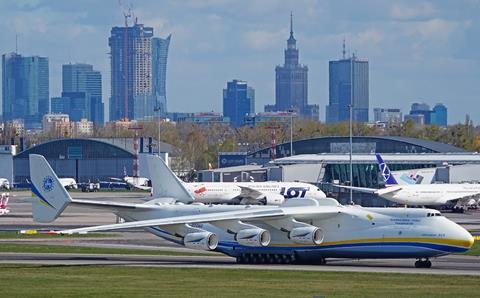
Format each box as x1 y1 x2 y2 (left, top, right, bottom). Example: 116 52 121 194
349 103 353 205
349 55 354 205
287 109 295 157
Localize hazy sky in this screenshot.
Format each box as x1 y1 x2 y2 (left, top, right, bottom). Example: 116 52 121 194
1 0 479 123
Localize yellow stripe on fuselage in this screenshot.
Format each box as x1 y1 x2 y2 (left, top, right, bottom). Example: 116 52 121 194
271 237 474 249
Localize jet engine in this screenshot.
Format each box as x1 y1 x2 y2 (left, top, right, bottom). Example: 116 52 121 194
183 232 218 251
258 193 285 205
235 228 271 247
288 226 324 245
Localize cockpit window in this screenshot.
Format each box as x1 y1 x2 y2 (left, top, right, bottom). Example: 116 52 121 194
427 212 442 217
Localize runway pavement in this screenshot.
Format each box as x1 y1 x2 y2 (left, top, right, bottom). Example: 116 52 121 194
0 252 478 276
1 190 479 276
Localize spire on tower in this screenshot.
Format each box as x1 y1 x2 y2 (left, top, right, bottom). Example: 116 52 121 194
342 38 346 59
290 11 294 37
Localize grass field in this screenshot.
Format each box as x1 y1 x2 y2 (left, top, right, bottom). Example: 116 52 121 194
0 265 478 297
0 231 115 239
464 241 479 256
0 243 219 256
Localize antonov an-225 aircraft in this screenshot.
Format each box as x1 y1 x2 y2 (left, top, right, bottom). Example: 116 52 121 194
29 154 474 268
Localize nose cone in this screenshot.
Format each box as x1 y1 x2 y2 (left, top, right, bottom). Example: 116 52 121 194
456 225 474 250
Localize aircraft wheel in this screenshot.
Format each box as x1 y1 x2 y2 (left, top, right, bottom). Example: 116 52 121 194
236 255 245 264
414 260 422 268
265 254 274 264
319 257 327 265
273 254 282 264
425 260 432 268
281 254 290 264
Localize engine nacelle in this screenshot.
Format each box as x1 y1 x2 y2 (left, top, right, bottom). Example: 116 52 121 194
183 232 218 251
235 228 271 247
288 226 324 245
259 193 285 205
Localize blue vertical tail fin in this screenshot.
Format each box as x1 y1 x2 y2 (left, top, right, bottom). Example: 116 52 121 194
375 153 398 185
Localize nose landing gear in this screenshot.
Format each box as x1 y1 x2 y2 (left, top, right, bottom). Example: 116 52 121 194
414 258 432 268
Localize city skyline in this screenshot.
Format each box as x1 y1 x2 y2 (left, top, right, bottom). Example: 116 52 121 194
0 1 479 123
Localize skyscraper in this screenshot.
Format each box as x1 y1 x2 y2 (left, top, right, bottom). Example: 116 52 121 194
265 13 319 120
152 35 171 117
61 63 104 125
431 103 447 126
223 80 255 127
326 47 369 123
373 108 402 123
409 102 431 124
109 23 154 121
2 53 49 129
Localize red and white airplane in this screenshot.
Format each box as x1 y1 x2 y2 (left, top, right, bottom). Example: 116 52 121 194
0 193 10 215
144 155 326 205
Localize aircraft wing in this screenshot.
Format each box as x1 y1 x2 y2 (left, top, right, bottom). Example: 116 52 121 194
58 205 341 235
333 184 378 194
333 184 403 195
237 186 265 200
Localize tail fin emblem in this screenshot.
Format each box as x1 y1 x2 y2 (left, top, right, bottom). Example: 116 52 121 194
42 176 55 192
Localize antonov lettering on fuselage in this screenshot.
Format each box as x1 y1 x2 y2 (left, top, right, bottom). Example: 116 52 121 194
337 153 480 209
28 154 474 267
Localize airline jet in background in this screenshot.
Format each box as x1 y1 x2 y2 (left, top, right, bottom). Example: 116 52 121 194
183 181 326 205
143 155 326 205
337 153 480 211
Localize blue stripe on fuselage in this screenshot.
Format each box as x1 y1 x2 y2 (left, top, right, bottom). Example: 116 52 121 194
216 241 467 254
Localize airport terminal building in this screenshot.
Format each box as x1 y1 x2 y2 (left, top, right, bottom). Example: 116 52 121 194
2 138 173 187
202 136 480 206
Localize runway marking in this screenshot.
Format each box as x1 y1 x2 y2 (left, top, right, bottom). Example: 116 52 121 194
0 253 479 276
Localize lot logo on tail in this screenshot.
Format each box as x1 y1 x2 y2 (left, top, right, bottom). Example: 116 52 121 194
42 176 55 192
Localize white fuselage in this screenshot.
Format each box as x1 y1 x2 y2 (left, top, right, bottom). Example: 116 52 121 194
184 182 326 204
59 178 77 190
0 178 10 190
382 184 480 206
124 177 151 191
116 203 473 259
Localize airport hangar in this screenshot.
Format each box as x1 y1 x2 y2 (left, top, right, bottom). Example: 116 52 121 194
4 138 174 187
199 136 480 206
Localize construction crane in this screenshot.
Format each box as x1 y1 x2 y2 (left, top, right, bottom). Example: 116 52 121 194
119 0 133 121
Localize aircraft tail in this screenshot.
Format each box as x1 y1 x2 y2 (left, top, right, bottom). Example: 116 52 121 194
29 154 72 223
141 154 194 203
375 153 398 185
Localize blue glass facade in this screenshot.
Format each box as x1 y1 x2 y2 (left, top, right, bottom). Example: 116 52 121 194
409 102 431 124
431 103 447 126
223 80 255 127
61 63 104 125
109 24 154 121
152 35 171 117
2 53 49 128
326 56 369 123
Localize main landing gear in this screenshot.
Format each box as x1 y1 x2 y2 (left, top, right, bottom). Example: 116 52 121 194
236 253 296 264
236 253 328 265
414 258 432 268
